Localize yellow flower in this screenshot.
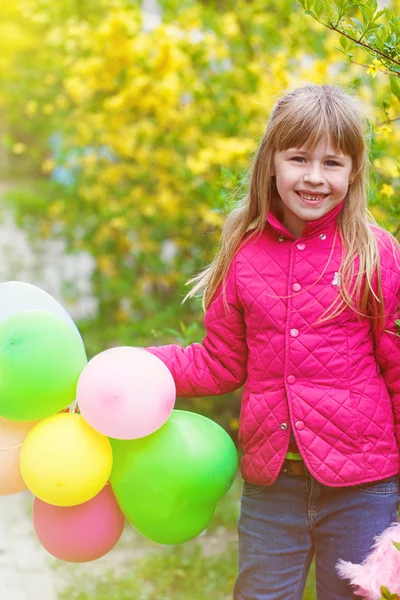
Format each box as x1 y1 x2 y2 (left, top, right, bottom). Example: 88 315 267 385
199 205 224 227
100 165 123 186
370 205 388 223
375 157 399 178
97 256 116 277
104 93 126 112
42 103 54 115
380 183 394 198
48 200 65 218
41 158 56 173
80 153 98 172
12 143 27 154
64 77 91 104
220 14 240 37
25 100 37 117
376 124 392 139
142 204 155 217
55 95 68 109
367 59 383 78
44 74 56 86
109 217 126 230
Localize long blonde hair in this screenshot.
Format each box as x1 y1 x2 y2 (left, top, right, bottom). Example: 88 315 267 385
183 83 398 331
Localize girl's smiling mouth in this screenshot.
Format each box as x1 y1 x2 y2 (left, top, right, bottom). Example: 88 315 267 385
295 191 328 204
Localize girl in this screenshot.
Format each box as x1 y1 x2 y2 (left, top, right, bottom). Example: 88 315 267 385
145 83 400 599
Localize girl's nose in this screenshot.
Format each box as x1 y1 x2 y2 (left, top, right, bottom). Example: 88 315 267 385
303 165 325 184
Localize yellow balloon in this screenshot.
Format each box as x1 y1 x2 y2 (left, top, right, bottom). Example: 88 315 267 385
0 417 39 495
20 413 113 506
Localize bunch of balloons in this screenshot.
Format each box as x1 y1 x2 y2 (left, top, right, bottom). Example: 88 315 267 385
0 281 238 563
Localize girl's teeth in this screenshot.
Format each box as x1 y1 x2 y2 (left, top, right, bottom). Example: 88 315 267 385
298 192 326 200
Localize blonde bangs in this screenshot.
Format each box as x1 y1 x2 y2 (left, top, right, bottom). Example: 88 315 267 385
273 90 364 168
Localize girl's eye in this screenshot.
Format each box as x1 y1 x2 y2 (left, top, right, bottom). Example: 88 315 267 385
291 157 340 166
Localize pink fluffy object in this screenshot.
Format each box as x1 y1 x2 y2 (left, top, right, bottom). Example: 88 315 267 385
336 522 400 599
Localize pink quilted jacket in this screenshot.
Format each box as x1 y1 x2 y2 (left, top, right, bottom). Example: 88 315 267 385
146 202 400 486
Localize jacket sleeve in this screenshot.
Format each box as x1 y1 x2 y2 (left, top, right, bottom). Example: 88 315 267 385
145 255 248 397
373 233 400 450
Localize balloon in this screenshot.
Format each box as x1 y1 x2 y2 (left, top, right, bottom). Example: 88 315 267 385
0 310 87 421
0 281 81 337
110 410 238 544
77 347 175 439
0 417 39 495
33 485 125 562
20 413 113 506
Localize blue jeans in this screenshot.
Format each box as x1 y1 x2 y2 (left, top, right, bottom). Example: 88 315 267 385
233 470 400 600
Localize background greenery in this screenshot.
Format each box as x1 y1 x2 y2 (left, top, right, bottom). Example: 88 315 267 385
0 0 399 598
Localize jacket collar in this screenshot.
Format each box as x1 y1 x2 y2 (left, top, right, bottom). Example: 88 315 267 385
266 200 344 240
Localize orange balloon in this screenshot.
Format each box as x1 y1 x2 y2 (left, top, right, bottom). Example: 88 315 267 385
0 417 39 495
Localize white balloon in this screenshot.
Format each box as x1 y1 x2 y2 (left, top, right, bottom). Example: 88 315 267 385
0 281 82 339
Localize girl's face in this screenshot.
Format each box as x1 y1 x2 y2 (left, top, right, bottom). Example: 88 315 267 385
272 137 353 238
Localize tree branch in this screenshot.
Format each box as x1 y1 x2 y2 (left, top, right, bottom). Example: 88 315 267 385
375 116 400 125
349 58 397 76
327 22 400 67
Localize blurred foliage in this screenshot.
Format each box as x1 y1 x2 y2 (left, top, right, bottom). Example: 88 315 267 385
0 0 399 436
59 541 239 600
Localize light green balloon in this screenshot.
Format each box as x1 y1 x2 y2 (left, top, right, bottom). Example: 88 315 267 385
0 310 87 421
110 410 238 544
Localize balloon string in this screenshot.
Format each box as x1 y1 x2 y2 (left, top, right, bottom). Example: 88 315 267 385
0 442 24 451
0 399 80 451
68 399 80 414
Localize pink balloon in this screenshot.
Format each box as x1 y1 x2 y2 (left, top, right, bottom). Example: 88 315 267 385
76 347 176 439
33 485 125 562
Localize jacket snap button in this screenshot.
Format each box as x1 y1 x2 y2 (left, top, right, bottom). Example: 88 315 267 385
278 236 284 242
319 233 327 240
290 329 299 338
295 421 305 430
296 242 305 250
292 283 301 292
287 375 296 384
280 423 288 430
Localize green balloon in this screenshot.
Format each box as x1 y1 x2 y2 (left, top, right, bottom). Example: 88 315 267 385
0 310 87 421
110 410 238 544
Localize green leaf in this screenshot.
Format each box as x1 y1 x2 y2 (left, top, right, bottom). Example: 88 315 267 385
334 46 346 54
373 9 387 23
367 22 385 32
380 584 400 599
390 75 400 101
349 17 365 32
312 0 325 19
333 0 345 10
392 540 400 551
304 9 317 17
360 5 372 27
